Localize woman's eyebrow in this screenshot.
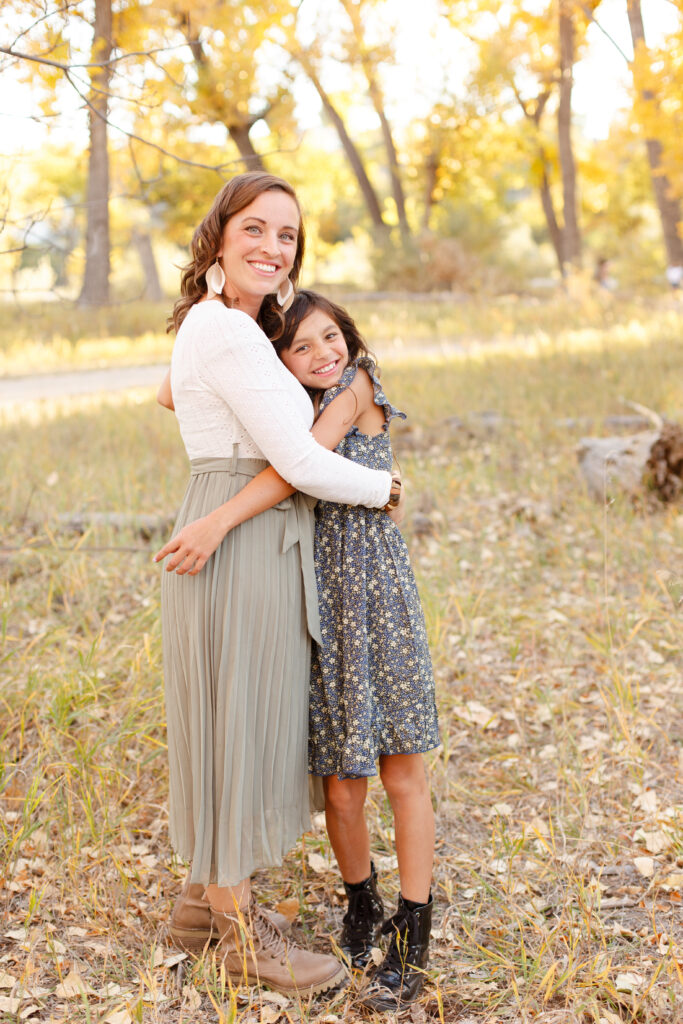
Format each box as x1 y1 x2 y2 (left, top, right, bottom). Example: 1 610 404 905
241 215 299 232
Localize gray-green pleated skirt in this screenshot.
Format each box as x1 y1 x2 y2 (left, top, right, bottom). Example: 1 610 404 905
161 451 321 887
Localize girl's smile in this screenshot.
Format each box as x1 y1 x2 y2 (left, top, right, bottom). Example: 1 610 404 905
280 308 349 390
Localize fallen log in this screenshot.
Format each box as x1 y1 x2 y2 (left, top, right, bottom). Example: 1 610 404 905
646 421 683 502
576 404 683 503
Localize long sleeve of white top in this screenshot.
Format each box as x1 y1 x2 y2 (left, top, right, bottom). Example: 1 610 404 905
186 303 392 507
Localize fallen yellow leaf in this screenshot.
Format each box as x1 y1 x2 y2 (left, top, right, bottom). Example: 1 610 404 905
181 985 201 1011
55 970 91 998
634 828 671 855
307 852 328 873
633 856 654 878
615 971 645 993
104 1010 133 1024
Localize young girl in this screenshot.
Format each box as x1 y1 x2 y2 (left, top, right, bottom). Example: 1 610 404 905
158 291 439 1012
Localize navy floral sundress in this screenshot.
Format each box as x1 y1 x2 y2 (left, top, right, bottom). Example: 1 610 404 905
308 357 440 779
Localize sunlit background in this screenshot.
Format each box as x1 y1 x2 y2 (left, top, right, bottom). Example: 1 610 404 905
1 0 682 302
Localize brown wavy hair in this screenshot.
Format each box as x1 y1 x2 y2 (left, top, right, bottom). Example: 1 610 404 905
168 172 305 336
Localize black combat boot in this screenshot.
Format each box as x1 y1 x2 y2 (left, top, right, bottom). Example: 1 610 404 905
361 892 433 1011
339 863 384 969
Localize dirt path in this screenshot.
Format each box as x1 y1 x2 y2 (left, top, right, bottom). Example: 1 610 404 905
0 363 169 404
0 338 501 406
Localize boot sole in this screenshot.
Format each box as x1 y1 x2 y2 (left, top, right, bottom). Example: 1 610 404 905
223 961 347 997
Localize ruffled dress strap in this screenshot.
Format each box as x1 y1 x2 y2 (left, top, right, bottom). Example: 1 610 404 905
318 356 407 428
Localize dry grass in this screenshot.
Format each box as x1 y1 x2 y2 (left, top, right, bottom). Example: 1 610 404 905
1 302 682 1023
1 290 682 376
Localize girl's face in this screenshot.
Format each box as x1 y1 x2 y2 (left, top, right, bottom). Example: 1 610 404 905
280 308 349 389
218 191 299 309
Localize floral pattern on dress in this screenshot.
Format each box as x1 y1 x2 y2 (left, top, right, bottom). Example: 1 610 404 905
308 357 440 779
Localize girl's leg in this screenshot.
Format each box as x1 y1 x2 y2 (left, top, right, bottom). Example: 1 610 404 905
361 753 435 1011
323 775 370 882
378 753 434 903
323 774 384 968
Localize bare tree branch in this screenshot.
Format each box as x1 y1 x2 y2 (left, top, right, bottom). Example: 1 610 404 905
0 41 199 71
64 68 244 174
1 42 296 175
9 2 79 51
574 2 632 63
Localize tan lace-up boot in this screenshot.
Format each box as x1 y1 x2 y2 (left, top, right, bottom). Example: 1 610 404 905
169 879 292 954
211 897 346 995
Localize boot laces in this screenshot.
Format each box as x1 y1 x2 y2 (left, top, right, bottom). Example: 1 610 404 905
380 904 420 973
344 887 381 940
252 904 289 960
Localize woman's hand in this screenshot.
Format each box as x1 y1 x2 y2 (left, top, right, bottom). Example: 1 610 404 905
386 476 406 527
154 511 230 575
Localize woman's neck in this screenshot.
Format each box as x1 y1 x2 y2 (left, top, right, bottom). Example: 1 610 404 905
229 293 262 320
199 293 263 320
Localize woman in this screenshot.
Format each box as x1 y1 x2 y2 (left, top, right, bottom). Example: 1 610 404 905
155 172 392 996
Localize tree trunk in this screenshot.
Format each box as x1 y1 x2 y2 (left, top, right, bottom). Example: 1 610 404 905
626 0 683 268
373 95 410 241
228 122 265 171
422 150 439 232
538 161 565 275
78 0 112 306
302 60 388 234
558 0 581 270
132 230 163 300
515 90 564 275
179 11 265 172
338 0 410 241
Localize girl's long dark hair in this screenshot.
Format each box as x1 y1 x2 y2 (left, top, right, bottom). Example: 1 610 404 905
168 172 305 337
266 290 376 369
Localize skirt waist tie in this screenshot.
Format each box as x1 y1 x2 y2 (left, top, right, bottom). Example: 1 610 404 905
189 452 321 643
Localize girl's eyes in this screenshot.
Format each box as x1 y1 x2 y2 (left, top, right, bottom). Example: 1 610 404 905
293 343 309 354
280 232 297 243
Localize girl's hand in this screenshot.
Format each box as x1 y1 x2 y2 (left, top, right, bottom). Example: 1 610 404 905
154 512 230 575
157 370 174 411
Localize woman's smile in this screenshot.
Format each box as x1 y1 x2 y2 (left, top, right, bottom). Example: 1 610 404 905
249 260 278 274
217 191 299 313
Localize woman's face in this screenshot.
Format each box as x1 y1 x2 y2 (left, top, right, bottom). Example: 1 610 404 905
218 190 300 308
280 308 349 390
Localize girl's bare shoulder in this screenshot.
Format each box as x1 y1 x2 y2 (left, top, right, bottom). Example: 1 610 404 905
345 360 377 407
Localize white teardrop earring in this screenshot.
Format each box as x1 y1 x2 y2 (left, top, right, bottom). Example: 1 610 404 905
206 260 226 298
276 277 294 311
